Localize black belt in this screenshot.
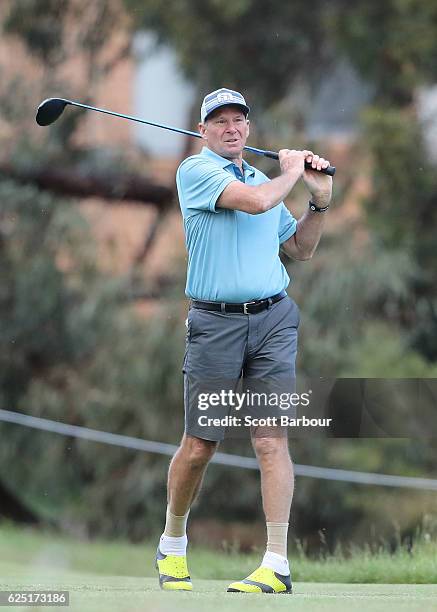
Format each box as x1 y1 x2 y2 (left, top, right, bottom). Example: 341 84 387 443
191 291 287 315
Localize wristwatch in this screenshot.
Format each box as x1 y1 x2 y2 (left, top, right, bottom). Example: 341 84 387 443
309 200 330 213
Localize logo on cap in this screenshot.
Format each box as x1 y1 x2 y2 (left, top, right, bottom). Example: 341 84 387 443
217 92 234 102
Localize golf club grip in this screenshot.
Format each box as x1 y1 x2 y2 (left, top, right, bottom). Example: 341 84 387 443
263 150 336 176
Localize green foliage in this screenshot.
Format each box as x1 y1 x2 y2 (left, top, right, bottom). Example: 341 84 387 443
0 179 94 405
10 307 186 539
289 438 437 553
362 108 437 250
123 0 335 112
3 0 69 65
342 324 437 378
2 0 132 154
333 1 437 104
0 177 186 539
3 0 125 68
331 4 437 360
359 109 437 360
287 230 418 376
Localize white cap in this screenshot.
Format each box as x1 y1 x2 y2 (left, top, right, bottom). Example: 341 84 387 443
200 88 250 123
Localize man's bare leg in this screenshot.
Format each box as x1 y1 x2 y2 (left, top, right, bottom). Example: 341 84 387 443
167 434 218 516
160 434 217 546
156 435 218 591
252 433 293 574
252 434 294 523
156 434 218 590
226 433 294 592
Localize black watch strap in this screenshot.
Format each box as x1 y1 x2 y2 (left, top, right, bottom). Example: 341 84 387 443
309 200 330 213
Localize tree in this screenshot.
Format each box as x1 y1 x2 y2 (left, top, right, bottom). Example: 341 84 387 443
0 178 186 536
1 0 175 286
122 0 335 123
332 1 437 359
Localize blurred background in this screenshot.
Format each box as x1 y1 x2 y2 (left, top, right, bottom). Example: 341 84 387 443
0 0 437 558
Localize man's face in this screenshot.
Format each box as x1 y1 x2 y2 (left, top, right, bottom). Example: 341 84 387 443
199 105 250 159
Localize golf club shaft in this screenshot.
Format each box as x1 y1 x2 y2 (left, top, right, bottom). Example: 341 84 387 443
66 100 203 140
50 100 336 175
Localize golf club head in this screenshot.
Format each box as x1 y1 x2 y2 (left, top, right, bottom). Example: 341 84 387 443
36 98 69 126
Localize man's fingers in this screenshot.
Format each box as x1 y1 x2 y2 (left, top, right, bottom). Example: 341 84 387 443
280 149 331 166
316 158 330 171
310 154 320 169
303 154 331 171
280 149 332 173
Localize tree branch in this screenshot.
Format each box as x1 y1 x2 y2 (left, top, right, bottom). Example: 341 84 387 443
1 164 174 209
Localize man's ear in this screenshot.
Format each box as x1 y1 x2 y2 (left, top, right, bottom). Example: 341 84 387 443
199 122 207 139
246 118 250 137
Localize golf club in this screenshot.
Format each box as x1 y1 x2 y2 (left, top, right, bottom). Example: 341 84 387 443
36 97 336 176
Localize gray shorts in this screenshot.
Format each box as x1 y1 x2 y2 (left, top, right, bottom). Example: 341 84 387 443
182 295 300 441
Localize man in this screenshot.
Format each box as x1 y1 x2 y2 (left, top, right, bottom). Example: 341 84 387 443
155 88 333 594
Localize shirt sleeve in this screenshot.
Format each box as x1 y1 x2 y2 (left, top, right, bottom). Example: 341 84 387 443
176 157 237 217
278 202 297 243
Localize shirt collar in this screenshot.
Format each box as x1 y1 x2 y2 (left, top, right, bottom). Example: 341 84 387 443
201 146 256 178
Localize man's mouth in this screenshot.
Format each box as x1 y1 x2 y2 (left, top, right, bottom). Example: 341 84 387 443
225 139 239 143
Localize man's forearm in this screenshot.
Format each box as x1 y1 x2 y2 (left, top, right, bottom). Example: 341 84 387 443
282 198 330 260
252 169 303 213
294 208 326 259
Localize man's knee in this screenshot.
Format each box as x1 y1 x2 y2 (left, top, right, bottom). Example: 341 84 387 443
182 435 218 469
252 435 289 461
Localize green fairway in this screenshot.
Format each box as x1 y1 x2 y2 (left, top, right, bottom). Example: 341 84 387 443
1 562 437 612
1 524 436 611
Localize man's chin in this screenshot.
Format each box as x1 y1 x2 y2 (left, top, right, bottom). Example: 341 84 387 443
222 143 243 157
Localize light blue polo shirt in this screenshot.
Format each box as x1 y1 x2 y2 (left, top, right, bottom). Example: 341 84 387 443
176 146 297 302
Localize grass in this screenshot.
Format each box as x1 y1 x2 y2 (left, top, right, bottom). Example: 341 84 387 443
1 522 436 584
1 565 437 612
0 523 436 611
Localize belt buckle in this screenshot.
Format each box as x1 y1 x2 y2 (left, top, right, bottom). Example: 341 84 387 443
243 301 256 314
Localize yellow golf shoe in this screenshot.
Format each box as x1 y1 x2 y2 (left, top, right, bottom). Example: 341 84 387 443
227 565 292 594
155 548 192 591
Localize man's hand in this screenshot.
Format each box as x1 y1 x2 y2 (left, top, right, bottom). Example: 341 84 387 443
278 149 313 177
302 153 333 206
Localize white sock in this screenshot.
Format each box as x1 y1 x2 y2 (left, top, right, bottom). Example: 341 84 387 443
159 534 188 556
261 550 289 575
